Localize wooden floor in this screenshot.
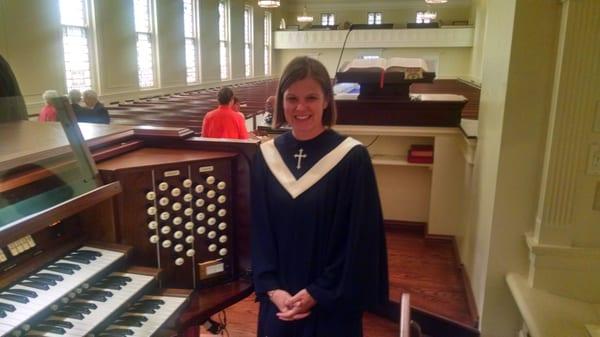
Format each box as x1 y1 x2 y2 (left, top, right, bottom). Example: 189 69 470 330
386 227 476 327
203 226 474 336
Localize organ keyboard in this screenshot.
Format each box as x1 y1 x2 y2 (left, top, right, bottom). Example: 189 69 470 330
1 96 257 336
0 246 126 336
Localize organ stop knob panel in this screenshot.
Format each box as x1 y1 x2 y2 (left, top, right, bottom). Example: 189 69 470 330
97 148 238 290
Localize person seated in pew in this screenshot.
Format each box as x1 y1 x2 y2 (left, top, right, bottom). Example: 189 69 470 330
82 89 110 124
232 96 241 113
264 95 275 125
68 89 93 122
201 87 249 140
38 90 59 122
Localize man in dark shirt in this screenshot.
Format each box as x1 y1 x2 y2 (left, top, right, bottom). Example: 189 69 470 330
82 89 110 124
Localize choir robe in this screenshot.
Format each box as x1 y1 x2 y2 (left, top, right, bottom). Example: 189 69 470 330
251 129 389 337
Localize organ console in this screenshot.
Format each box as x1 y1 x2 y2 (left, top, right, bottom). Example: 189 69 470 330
0 97 258 336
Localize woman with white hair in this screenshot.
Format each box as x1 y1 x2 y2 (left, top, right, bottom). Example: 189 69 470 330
82 89 110 124
38 90 59 122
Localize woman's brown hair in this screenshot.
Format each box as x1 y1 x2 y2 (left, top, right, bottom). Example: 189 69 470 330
273 56 336 128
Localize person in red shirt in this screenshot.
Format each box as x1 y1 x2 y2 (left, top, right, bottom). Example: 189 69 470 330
201 87 249 139
38 90 59 122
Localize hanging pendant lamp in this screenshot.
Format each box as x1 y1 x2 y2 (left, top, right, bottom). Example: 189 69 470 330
297 5 313 23
258 0 280 8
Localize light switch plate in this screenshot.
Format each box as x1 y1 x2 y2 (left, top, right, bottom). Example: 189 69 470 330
587 144 600 175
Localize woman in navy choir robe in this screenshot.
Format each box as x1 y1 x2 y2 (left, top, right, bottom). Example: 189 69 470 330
251 56 389 337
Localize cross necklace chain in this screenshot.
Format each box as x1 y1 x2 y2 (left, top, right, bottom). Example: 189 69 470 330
294 148 307 170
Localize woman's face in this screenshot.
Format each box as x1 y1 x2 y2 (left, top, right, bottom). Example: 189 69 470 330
283 77 328 140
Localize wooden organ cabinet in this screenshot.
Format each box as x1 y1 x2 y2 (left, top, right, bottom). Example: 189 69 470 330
0 99 258 337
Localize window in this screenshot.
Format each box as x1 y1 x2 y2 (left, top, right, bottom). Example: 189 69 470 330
416 11 436 24
59 0 94 92
134 0 156 88
218 0 230 80
264 11 272 76
183 0 200 83
368 12 382 25
244 6 253 77
321 13 335 26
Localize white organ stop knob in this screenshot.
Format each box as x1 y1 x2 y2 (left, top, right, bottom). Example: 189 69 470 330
207 217 216 226
159 197 169 206
160 226 171 234
172 202 182 211
183 179 192 188
173 217 183 225
185 221 194 230
195 199 205 207
174 244 184 252
160 212 170 221
196 212 205 221
147 207 157 216
175 258 184 266
186 249 195 257
185 235 195 244
158 182 169 191
207 190 216 198
208 244 217 252
219 248 228 256
162 240 172 248
184 208 193 216
148 221 158 230
183 193 193 202
171 188 181 197
194 185 204 193
174 231 184 239
218 195 226 204
206 176 216 184
218 222 227 230
197 226 206 235
217 181 226 190
146 191 156 201
219 235 228 243
149 235 159 244
218 209 227 217
207 204 216 212
208 231 216 239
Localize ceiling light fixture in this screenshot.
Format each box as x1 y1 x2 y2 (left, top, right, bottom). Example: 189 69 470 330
297 5 313 23
258 0 280 8
425 0 448 3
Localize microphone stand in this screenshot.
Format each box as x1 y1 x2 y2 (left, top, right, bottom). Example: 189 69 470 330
333 24 355 84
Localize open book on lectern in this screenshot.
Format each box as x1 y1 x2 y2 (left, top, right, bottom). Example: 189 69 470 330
340 57 431 79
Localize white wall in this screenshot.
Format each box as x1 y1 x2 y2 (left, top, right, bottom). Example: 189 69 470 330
462 1 564 336
281 1 471 28
275 47 472 79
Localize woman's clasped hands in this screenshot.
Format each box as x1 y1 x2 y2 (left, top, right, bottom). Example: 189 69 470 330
268 289 316 321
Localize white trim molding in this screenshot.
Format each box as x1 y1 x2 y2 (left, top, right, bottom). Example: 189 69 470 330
274 27 474 49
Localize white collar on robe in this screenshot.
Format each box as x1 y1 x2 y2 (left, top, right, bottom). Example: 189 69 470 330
260 136 362 199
